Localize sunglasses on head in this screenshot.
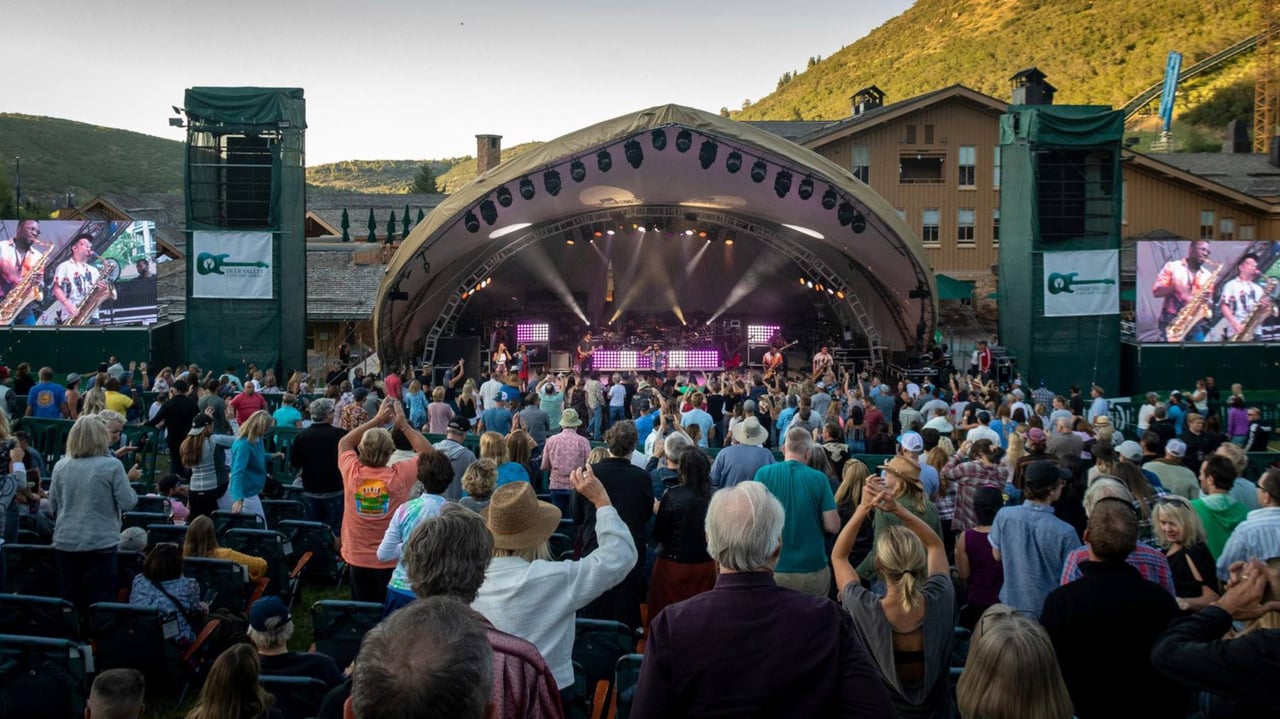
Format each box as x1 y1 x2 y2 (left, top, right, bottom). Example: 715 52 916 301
1152 495 1191 507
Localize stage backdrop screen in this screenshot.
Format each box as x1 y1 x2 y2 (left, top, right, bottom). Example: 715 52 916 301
1136 240 1280 343
0 219 158 327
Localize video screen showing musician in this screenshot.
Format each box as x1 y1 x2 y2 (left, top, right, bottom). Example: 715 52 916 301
1219 253 1277 341
0 219 47 325
576 331 594 373
51 233 113 326
1152 240 1216 342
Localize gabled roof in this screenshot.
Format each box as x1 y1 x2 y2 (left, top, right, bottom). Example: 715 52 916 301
796 85 1009 147
1139 153 1280 199
73 194 186 258
1122 151 1276 212
742 120 835 141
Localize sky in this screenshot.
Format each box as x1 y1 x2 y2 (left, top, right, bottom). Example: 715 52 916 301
7 0 913 166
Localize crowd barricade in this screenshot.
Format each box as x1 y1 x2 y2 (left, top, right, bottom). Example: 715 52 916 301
17 417 73 470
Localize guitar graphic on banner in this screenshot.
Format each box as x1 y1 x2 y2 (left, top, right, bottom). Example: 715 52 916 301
196 252 269 276
1046 272 1116 295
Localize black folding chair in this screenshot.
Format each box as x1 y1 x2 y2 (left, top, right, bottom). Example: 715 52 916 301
1 544 59 597
310 600 383 670
146 524 189 550
223 528 311 607
279 519 344 582
88 602 222 704
0 633 93 719
261 499 304 531
132 495 172 515
121 511 171 532
116 550 144 601
260 675 330 719
211 510 267 536
573 619 636 717
183 557 253 613
0 595 79 640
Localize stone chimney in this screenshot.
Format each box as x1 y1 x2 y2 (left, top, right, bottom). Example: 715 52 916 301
1010 67 1056 106
476 134 503 175
851 86 886 117
1222 119 1251 154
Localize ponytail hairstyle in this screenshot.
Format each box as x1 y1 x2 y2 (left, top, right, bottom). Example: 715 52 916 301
874 525 928 613
180 422 211 469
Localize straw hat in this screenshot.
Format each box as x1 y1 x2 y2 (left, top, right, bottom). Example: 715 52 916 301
878 456 921 485
732 416 767 446
481 482 563 551
560 408 583 427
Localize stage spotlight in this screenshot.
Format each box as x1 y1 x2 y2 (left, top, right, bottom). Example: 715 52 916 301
570 159 586 183
464 212 480 233
725 150 742 173
836 290 845 299
496 185 513 207
724 232 735 246
851 211 867 234
684 229 694 236
837 202 855 227
750 158 768 183
544 169 562 196
774 169 792 198
479 198 498 225
519 176 535 200
797 176 814 200
624 139 644 169
699 140 718 170
651 129 667 151
821 187 838 210
597 149 612 172
676 129 693 152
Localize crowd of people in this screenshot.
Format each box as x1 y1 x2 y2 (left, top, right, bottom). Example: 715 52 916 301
3 353 1280 718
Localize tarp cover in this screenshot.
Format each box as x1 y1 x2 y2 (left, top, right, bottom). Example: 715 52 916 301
1000 105 1123 147
936 274 976 301
184 87 307 129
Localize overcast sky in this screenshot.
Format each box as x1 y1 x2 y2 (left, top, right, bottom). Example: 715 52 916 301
7 0 913 165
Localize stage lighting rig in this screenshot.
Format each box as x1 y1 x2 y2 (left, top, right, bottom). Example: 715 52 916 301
750 158 768 183
544 169 562 196
496 185 513 207
699 140 718 170
725 150 742 174
624 139 644 169
519 176 535 200
797 176 814 200
675 129 693 152
570 159 586 183
774 169 792 198
597 149 612 172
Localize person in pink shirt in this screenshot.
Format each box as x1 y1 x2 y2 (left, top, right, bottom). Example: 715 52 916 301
384 368 403 402
227 383 268 426
541 408 591 517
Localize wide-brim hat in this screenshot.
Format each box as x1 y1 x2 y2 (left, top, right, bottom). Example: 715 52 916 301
878 456 921 485
560 408 583 427
481 482 563 551
732 416 767 445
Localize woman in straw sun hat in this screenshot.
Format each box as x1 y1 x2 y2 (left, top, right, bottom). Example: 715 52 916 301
471 464 637 704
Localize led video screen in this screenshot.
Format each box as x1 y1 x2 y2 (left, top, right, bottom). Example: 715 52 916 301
1135 239 1280 343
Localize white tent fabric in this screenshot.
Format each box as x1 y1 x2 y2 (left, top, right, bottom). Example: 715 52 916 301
375 104 936 364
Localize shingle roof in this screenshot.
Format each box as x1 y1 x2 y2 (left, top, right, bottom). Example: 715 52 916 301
793 85 1008 146
743 120 836 141
1144 153 1280 198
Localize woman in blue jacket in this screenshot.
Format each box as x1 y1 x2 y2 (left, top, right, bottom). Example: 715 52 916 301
227 410 281 520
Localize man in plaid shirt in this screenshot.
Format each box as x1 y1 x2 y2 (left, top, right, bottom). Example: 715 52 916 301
1058 478 1175 594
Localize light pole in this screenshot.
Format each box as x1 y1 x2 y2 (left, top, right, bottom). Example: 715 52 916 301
13 156 20 217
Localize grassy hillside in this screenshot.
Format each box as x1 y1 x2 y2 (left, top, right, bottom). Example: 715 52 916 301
306 158 464 194
737 0 1254 125
0 114 183 205
435 142 546 194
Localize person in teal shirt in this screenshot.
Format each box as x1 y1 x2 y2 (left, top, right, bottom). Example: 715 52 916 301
272 393 303 428
228 411 282 521
752 426 839 598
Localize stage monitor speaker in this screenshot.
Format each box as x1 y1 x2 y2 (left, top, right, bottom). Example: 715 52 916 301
435 336 482 385
747 345 770 367
548 351 571 372
524 343 548 366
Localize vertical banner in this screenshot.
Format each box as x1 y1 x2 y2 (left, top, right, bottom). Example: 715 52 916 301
1043 250 1119 317
191 230 273 299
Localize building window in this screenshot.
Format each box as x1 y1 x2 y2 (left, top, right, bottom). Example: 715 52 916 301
958 145 977 188
895 208 906 219
957 208 975 246
993 146 1002 188
1199 210 1215 239
852 146 870 183
922 208 941 245
905 124 917 144
1219 218 1235 241
992 209 1001 247
900 153 945 184
924 125 935 144
1240 224 1256 240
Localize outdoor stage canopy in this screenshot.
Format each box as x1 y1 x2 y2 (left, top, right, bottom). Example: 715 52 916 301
375 104 937 367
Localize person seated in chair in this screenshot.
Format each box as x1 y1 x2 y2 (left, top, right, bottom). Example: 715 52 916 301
86 668 146 719
248 595 345 687
128 542 205 646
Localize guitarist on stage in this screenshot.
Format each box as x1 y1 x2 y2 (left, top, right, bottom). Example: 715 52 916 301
576 331 595 374
811 345 834 380
641 343 668 376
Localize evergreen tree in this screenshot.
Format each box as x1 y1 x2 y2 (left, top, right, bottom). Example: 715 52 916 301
410 163 438 194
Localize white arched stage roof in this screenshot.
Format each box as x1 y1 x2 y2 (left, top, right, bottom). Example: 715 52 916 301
375 104 937 366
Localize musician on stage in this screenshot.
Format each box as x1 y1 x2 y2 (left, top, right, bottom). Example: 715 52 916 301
1152 240 1214 341
811 345 833 379
576 331 595 373
51 234 109 325
514 343 530 388
492 342 510 375
641 343 668 376
0 219 46 325
1219 253 1276 340
762 345 785 381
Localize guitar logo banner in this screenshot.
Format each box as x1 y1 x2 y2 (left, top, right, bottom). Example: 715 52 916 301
1042 250 1118 317
191 230 273 299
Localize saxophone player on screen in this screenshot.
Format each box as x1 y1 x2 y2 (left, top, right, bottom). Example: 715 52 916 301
1153 240 1220 342
0 219 48 325
1219 253 1278 341
51 233 112 326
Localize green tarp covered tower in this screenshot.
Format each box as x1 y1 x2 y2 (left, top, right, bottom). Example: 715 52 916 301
182 87 306 377
998 70 1123 394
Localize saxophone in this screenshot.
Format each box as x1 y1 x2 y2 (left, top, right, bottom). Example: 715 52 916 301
66 259 119 326
1230 277 1279 342
0 242 54 325
1164 261 1223 343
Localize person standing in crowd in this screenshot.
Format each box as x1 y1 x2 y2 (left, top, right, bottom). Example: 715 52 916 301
199 379 232 436
1193 455 1251 560
1217 468 1280 580
753 427 839 597
709 415 774 489
271 393 302 429
1146 438 1200 500
146 378 200 477
64 372 82 420
633 481 893 718
179 413 234 520
1245 406 1273 452
227 411 282 521
956 606 1074 719
541 408 590 516
434 416 478 500
338 398 433 604
426 385 453 435
25 366 68 418
1151 493 1220 612
954 486 1006 629
289 398 347 532
49 414 137 613
403 380 429 430
648 450 716 625
988 461 1078 617
376 452 455 615
227 379 267 427
515 393 551 452
1086 384 1109 425
479 431 527 488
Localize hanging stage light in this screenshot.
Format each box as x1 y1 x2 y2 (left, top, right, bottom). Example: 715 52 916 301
464 211 480 233
597 149 612 173
725 150 742 174
570 159 586 183
821 186 838 210
773 169 793 198
837 201 855 227
699 140 718 170
851 211 867 234
797 176 814 200
496 185 513 207
624 139 644 169
479 198 498 225
750 158 768 183
675 129 693 153
544 169 562 196
519 176 535 200
651 129 667 151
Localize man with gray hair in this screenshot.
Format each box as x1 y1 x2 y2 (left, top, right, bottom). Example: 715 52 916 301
248 595 344 691
651 431 693 502
1056 478 1175 594
291 396 348 532
347 595 494 719
751 426 839 597
632 482 891 718
85 668 145 719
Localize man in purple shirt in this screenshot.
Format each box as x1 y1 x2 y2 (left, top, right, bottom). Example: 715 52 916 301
632 482 893 718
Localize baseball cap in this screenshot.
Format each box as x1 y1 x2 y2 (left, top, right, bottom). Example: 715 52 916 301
66 372 81 384
188 414 213 435
447 415 471 433
1116 440 1143 462
354 387 370 400
118 526 147 552
1165 438 1187 458
249 596 292 631
898 432 924 454
1025 461 1071 492
1027 427 1048 444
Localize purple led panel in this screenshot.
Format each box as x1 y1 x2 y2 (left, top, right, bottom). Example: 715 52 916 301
747 324 780 345
515 323 549 344
668 350 721 370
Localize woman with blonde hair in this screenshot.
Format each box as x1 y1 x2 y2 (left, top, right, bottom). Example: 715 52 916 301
459 458 498 513
956 604 1073 719
81 387 107 415
478 430 526 487
424 384 451 434
834 476 955 718
226 410 281 520
1153 494 1220 612
185 643 275 719
456 378 479 427
834 459 875 568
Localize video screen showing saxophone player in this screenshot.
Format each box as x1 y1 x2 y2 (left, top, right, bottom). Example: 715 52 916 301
0 219 159 327
1137 239 1280 344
